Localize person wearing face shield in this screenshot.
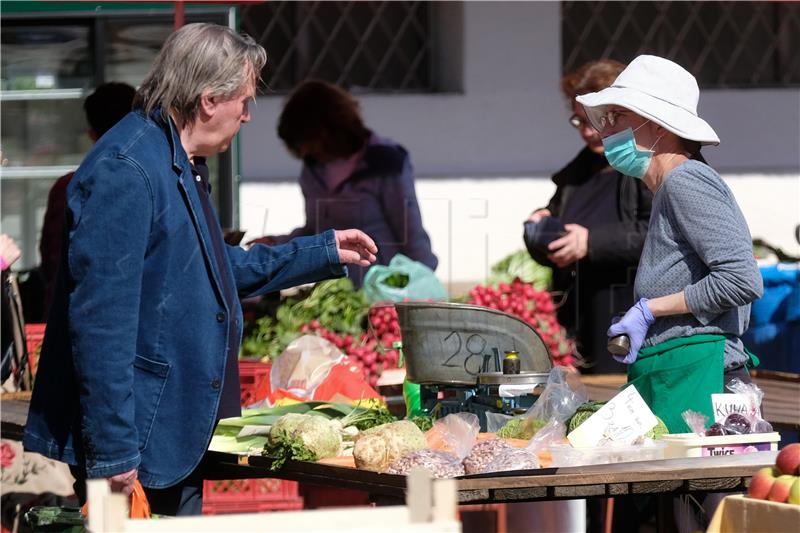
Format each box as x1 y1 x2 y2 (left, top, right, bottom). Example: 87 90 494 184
576 55 763 435
526 60 653 374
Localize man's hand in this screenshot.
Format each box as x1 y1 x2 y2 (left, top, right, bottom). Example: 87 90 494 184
547 223 588 267
527 208 552 223
334 229 377 267
108 468 138 496
607 298 655 364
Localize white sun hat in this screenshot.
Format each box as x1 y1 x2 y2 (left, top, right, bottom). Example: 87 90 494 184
575 55 720 145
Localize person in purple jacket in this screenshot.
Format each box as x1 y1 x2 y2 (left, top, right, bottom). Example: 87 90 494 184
250 80 437 287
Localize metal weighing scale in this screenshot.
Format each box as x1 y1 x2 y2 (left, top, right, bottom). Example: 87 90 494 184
395 301 553 431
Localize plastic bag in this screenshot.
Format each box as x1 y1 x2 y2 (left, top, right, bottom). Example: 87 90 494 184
79 480 150 520
485 411 514 433
481 447 541 473
725 378 772 433
463 438 513 474
270 335 344 399
527 419 567 454
130 481 151 519
386 449 465 478
526 366 588 424
363 254 447 303
425 413 480 460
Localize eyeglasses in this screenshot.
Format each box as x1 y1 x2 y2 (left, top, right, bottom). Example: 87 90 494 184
569 115 587 129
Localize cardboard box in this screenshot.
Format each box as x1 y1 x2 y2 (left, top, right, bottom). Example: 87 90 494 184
707 494 800 533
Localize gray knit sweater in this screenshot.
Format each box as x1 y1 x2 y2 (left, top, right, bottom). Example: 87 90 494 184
634 160 763 368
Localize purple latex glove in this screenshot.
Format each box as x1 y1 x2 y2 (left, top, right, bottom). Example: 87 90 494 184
607 298 655 364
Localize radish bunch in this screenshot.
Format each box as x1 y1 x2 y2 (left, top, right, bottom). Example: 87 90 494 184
467 279 575 367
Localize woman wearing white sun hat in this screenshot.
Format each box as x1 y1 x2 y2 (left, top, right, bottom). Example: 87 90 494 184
576 55 763 434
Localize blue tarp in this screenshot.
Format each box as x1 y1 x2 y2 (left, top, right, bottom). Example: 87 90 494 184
743 263 800 372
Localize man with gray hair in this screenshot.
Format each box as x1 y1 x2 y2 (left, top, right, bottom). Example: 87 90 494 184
23 23 377 516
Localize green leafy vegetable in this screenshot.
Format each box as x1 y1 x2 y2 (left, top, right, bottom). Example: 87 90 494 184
264 432 318 470
486 249 552 290
646 417 669 440
382 272 410 288
567 401 606 433
496 417 546 440
340 404 398 431
241 278 369 360
409 415 433 432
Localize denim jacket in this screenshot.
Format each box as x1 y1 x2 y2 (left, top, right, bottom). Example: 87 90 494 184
23 110 345 488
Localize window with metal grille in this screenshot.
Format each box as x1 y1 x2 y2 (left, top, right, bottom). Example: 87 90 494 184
562 1 800 88
241 1 433 93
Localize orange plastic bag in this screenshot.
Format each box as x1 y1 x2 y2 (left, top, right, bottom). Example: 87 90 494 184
130 481 151 519
81 480 151 519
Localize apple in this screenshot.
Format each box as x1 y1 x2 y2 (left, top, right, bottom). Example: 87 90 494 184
748 467 778 500
775 443 800 476
767 474 796 503
790 477 800 505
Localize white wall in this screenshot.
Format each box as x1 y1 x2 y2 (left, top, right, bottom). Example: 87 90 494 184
237 1 800 285
240 173 800 287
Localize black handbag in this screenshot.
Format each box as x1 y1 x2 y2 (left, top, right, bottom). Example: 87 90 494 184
523 217 566 266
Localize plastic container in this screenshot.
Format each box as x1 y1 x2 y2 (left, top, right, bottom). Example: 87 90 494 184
202 479 302 515
660 432 781 459
548 441 666 466
238 360 272 407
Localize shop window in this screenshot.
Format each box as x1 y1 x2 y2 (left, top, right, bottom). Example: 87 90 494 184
241 1 434 93
561 1 800 88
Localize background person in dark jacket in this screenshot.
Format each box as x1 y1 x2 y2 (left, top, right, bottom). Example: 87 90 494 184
249 80 437 287
23 24 376 517
39 82 136 320
527 60 652 373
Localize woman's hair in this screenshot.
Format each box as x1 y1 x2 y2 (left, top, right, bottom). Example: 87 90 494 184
560 59 626 100
277 80 370 159
134 23 266 126
681 138 707 163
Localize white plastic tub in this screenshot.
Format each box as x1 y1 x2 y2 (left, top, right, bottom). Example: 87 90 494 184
660 432 780 459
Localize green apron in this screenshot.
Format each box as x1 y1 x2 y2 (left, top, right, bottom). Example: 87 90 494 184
626 334 757 434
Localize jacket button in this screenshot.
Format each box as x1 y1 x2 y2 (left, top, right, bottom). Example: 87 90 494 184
211 378 221 389
216 312 225 323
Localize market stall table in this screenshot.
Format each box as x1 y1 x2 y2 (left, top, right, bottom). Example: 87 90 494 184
205 451 777 504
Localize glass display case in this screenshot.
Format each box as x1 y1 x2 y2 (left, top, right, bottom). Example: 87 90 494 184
1 4 234 272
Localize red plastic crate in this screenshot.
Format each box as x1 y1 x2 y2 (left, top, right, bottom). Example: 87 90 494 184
25 323 46 377
202 498 303 515
202 479 302 515
299 483 371 509
238 360 271 407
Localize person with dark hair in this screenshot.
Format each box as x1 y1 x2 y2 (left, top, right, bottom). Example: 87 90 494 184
23 24 376 516
250 79 437 287
39 82 137 318
527 60 652 373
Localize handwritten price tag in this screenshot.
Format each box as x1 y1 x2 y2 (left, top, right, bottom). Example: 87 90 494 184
711 393 758 423
567 385 658 448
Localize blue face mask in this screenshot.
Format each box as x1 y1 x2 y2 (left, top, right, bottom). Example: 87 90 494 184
602 124 661 179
